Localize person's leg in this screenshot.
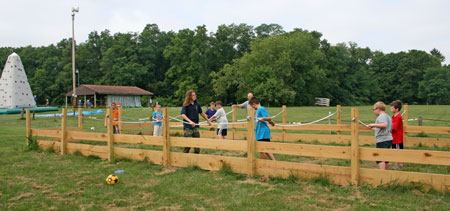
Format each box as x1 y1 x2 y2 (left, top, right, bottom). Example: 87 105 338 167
183 128 192 153
193 128 200 154
113 125 119 134
222 129 227 140
267 153 276 161
153 125 158 136
398 143 404 168
378 161 387 170
391 144 398 169
157 125 163 136
260 152 267 159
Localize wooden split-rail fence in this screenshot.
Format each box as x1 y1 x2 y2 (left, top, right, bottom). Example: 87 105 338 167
26 105 450 191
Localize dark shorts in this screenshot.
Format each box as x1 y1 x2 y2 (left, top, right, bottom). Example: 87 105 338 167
257 139 270 142
376 140 392 164
392 143 404 149
217 128 227 136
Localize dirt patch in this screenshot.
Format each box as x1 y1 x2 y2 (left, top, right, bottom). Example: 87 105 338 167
33 184 52 190
287 195 310 201
303 185 317 194
16 176 36 183
412 189 424 196
157 205 182 210
46 196 75 202
65 191 83 196
77 181 86 185
105 204 135 211
79 204 94 211
142 193 153 200
429 198 441 203
155 167 178 175
237 178 272 187
194 206 206 211
9 192 34 201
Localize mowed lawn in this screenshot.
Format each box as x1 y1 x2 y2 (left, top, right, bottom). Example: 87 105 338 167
1 105 449 210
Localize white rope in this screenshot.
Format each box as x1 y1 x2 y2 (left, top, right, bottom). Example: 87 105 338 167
271 110 284 119
408 118 418 121
113 120 153 124
168 115 247 128
357 119 374 130
274 111 337 127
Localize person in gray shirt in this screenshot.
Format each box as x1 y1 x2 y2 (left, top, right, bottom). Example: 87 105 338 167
232 93 254 119
209 101 228 139
368 101 393 170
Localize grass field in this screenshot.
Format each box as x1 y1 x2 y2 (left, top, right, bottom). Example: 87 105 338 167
1 105 449 210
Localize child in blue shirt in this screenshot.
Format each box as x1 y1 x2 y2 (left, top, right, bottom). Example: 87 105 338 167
249 97 276 160
152 104 164 136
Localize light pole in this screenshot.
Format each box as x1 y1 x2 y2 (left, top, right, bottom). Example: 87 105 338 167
71 7 79 108
76 69 80 86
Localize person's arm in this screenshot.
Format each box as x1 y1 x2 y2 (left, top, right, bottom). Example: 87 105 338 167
258 116 275 126
201 112 212 125
104 113 108 127
391 116 400 132
368 123 387 129
181 114 196 127
152 114 159 122
209 109 220 121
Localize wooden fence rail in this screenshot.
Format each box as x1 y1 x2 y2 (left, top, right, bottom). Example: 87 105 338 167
26 107 450 191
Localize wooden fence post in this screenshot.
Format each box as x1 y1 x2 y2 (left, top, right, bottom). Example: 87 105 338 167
118 107 123 134
351 108 360 186
337 105 341 135
26 109 31 146
247 108 256 177
61 108 67 155
232 106 236 140
404 104 408 142
418 116 422 126
282 105 286 142
162 108 170 167
78 107 83 129
107 108 114 161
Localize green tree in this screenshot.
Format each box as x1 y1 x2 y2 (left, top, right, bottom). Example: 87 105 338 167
163 25 213 104
419 67 450 104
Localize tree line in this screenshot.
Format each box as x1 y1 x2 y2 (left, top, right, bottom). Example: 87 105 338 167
0 23 449 106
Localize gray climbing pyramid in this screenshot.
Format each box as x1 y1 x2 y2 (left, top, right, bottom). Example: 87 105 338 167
0 53 36 108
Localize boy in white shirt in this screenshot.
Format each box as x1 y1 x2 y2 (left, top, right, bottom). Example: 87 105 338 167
209 101 228 139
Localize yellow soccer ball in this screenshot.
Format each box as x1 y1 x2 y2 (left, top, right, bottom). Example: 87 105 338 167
106 174 119 185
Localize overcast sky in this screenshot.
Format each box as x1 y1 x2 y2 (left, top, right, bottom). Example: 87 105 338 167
1 0 449 63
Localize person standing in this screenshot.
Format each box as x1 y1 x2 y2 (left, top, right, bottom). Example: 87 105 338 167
104 102 120 134
152 104 164 136
232 93 254 111
249 97 276 160
368 102 393 170
390 100 404 169
208 101 228 139
205 102 217 120
181 90 211 154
